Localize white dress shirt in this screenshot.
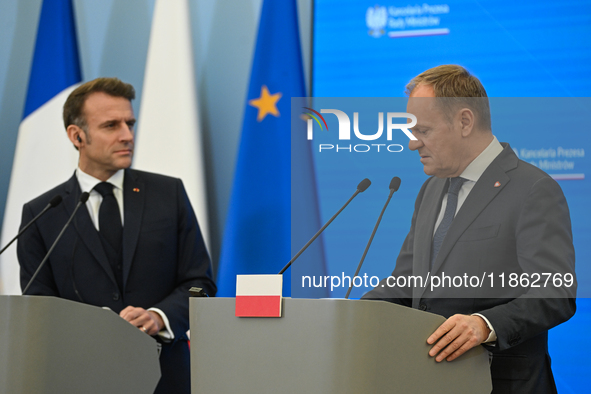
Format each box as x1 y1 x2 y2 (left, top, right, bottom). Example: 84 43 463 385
434 136 504 229
76 168 125 228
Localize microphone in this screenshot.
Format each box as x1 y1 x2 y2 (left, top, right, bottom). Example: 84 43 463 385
345 177 401 299
278 178 371 275
22 192 89 295
0 195 63 256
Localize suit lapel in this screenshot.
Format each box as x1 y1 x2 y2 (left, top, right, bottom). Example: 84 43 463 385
64 173 118 287
430 147 517 275
122 169 145 288
413 177 447 300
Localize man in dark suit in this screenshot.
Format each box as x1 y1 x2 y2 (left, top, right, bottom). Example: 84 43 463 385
17 77 216 394
363 65 576 393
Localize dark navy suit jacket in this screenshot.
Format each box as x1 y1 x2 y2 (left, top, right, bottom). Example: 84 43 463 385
18 168 216 393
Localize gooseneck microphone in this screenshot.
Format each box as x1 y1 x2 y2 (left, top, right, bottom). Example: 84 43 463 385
278 178 371 275
345 177 401 299
0 195 63 256
23 192 89 295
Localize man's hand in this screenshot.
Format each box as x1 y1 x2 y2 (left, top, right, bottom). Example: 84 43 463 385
119 306 164 336
427 314 490 362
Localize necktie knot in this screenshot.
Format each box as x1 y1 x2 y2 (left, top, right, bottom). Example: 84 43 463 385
448 177 465 196
94 182 115 197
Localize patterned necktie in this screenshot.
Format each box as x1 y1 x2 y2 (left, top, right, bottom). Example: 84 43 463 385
431 177 465 268
94 182 122 254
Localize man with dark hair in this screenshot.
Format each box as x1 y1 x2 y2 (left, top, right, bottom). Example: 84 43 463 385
62 77 136 137
17 77 216 394
364 65 576 393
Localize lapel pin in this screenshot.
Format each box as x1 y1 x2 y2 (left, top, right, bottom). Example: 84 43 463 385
494 181 501 188
133 188 140 193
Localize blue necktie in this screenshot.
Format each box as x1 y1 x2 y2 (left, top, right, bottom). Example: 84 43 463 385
431 177 465 268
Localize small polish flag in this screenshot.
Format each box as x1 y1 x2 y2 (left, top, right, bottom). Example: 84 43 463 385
235 275 283 317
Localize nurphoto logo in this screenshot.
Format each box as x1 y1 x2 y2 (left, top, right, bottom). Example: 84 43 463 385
302 107 416 153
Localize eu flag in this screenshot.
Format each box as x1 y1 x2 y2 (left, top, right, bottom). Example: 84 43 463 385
217 0 327 297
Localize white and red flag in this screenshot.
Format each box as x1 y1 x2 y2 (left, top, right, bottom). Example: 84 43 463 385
235 275 283 317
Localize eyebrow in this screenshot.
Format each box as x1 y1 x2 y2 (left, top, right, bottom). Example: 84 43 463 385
99 118 136 127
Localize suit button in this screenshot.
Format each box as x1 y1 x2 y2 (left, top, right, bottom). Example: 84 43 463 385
117 264 122 271
419 303 427 311
112 293 120 301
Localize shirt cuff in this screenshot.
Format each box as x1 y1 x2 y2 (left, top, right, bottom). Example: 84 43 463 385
148 307 174 342
472 313 497 344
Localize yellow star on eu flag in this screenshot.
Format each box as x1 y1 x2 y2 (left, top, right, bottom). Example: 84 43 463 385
249 85 282 122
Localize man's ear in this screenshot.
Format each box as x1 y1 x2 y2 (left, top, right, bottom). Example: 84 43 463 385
66 125 83 150
458 108 475 137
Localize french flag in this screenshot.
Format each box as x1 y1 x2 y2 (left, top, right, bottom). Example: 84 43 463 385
235 275 283 317
0 0 81 295
133 0 211 250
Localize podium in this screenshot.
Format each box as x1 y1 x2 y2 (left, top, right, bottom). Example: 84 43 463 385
190 298 492 393
0 296 161 393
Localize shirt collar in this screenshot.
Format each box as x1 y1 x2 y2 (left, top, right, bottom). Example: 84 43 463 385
76 168 125 193
459 135 504 183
